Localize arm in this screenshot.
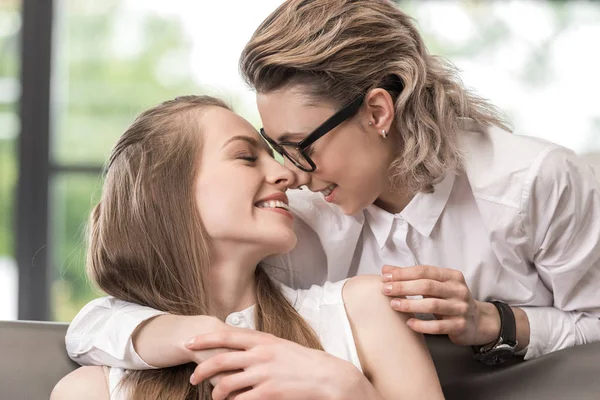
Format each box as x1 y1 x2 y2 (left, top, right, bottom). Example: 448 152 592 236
51 366 109 400
343 275 444 400
185 328 383 400
66 296 225 369
520 149 600 359
379 150 600 359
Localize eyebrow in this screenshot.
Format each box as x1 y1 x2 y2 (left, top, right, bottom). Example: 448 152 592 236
222 135 273 156
277 132 308 143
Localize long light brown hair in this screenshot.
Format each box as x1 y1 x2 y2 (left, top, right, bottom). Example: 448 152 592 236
240 0 510 193
87 95 322 400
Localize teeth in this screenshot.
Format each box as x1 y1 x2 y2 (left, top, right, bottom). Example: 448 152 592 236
256 200 290 211
321 184 336 197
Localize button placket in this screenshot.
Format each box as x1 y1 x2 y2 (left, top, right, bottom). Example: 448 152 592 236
389 217 417 266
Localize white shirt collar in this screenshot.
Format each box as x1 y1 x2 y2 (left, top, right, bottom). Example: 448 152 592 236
365 173 456 248
225 281 299 329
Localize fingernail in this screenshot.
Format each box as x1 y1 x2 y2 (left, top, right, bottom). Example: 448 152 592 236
406 319 414 327
391 299 401 309
383 273 393 282
184 337 195 347
383 284 392 294
189 373 195 385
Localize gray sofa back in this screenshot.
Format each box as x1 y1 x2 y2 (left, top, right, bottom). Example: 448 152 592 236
1 320 600 399
0 321 78 400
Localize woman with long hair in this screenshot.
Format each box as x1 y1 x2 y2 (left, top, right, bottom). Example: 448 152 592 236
52 95 443 399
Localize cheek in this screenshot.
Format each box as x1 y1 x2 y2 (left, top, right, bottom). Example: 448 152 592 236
195 178 246 237
316 135 385 186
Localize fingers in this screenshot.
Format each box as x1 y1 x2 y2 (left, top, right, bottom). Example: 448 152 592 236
382 265 464 283
190 351 255 385
390 297 469 316
211 371 259 400
405 317 468 336
186 329 274 351
382 279 459 298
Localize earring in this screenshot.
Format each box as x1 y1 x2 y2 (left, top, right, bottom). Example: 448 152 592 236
381 129 387 138
368 121 373 126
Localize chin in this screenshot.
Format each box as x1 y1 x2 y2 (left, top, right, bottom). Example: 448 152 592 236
263 229 298 255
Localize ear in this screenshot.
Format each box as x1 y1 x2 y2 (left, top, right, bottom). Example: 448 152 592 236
364 88 394 137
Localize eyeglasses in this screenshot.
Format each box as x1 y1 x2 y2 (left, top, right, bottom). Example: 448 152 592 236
259 95 364 172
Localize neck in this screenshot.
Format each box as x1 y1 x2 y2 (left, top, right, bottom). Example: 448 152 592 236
208 244 264 320
375 183 415 214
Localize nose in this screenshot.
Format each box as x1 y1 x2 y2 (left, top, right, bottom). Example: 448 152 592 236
266 157 297 190
281 158 311 189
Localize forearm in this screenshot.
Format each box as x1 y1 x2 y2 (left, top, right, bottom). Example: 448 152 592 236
132 314 226 368
65 296 166 368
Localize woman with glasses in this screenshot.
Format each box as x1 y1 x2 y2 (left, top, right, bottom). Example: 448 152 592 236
64 0 600 398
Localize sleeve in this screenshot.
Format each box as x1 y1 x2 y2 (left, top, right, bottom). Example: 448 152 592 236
521 148 600 360
65 296 166 369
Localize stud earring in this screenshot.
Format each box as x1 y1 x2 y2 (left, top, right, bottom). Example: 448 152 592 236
381 129 387 138
368 121 373 126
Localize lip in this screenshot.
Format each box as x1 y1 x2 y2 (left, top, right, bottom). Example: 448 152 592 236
312 183 336 193
254 192 289 206
324 185 339 203
254 192 294 221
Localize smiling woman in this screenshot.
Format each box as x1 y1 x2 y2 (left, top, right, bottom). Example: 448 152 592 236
52 94 443 400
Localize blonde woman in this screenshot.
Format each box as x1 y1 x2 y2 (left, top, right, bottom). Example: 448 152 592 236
64 0 600 397
52 96 443 400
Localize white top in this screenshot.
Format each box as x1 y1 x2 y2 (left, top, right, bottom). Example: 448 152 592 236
69 281 362 400
66 123 600 366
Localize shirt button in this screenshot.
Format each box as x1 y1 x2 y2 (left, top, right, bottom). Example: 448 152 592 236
230 315 241 325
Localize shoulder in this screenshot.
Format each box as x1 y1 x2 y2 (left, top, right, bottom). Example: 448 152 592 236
342 275 409 323
530 147 596 190
342 275 384 300
459 123 577 208
51 366 110 400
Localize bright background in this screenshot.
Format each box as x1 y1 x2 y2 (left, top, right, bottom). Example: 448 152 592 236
1 0 599 321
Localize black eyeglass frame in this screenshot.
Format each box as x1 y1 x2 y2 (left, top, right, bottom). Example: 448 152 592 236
259 95 364 172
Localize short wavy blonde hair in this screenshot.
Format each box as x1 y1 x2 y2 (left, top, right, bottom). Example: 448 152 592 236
240 0 510 193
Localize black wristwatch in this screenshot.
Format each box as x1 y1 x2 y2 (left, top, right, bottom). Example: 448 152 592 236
472 301 518 365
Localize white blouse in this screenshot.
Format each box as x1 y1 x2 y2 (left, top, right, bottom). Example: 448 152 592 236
66 122 600 367
262 122 600 360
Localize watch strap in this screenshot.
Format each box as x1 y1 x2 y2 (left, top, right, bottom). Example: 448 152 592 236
492 301 517 346
472 301 518 364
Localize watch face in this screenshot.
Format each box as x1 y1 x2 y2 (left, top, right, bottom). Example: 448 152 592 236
480 346 515 366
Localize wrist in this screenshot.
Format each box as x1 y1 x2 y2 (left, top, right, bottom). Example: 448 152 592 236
180 315 225 363
512 306 530 351
477 301 502 345
133 314 224 367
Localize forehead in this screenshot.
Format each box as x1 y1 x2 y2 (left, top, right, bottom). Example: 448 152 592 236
256 87 337 141
201 106 265 148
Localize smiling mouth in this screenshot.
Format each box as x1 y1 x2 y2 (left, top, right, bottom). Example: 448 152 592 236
254 200 290 211
320 184 337 197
